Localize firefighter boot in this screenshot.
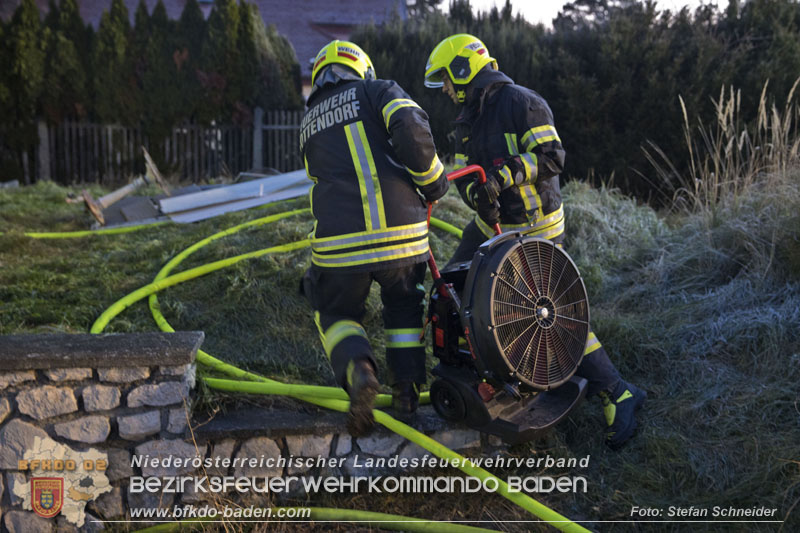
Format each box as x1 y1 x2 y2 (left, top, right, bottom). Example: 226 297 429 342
346 359 380 437
598 380 646 450
392 382 419 420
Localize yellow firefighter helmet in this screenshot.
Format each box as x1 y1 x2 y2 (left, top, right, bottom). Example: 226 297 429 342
424 33 497 92
311 40 375 86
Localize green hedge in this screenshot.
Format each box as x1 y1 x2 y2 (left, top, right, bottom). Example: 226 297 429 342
0 0 303 182
352 0 800 202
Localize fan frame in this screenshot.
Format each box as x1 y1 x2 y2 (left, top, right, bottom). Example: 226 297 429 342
461 233 590 391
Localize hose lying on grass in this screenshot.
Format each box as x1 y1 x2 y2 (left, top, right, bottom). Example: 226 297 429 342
45 206 587 533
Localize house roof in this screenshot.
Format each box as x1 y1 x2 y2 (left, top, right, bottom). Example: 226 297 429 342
1 0 407 79
253 0 406 78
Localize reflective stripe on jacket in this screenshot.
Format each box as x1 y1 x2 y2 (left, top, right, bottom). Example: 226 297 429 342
301 79 448 271
452 70 565 241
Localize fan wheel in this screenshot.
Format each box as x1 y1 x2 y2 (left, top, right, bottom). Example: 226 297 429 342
430 379 466 422
490 238 589 389
463 235 590 391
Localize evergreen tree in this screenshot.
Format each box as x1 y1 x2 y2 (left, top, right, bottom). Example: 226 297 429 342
2 0 46 182
0 21 10 120
142 1 180 142
41 21 87 122
6 0 46 124
125 0 151 126
352 0 800 200
199 0 240 122
241 2 303 114
725 0 800 114
93 0 131 124
236 0 263 119
176 0 206 122
59 0 92 76
38 0 90 123
407 0 444 17
43 0 60 31
1 0 794 193
264 25 303 110
0 20 13 176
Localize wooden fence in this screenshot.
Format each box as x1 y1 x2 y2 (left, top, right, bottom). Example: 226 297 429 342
44 121 254 184
259 109 303 173
5 108 305 185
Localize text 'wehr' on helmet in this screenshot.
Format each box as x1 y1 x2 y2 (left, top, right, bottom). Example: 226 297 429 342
311 40 376 87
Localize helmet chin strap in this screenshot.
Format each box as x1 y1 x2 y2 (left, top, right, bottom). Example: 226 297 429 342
456 89 466 103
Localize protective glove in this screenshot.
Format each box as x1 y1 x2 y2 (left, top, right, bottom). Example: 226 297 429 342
469 174 501 225
476 198 500 225
489 156 526 190
469 173 501 207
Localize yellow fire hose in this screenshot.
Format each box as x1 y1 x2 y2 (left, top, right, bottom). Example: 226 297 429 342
33 206 588 533
4 221 171 239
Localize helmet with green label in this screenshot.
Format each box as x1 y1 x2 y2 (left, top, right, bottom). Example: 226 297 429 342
424 34 497 101
311 40 375 86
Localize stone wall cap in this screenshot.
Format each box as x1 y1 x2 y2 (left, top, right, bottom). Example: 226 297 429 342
0 332 204 370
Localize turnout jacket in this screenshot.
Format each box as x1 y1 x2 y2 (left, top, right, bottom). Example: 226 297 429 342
300 78 448 272
453 69 566 241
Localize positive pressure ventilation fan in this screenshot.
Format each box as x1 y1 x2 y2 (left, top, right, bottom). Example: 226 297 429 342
476 236 589 390
429 233 590 444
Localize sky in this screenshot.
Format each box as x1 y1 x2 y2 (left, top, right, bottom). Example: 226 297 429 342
459 0 715 26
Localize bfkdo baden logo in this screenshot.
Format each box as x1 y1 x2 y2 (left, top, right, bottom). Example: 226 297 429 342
31 477 64 518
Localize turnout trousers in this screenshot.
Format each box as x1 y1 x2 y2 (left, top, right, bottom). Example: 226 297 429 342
305 262 428 389
446 220 620 397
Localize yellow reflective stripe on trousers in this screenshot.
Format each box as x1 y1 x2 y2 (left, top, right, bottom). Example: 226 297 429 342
583 331 601 356
312 238 429 268
479 204 565 240
504 133 519 156
321 319 368 358
454 153 467 169
521 125 560 151
406 155 444 186
313 311 325 348
381 98 420 128
524 220 565 240
386 328 424 348
312 221 428 252
345 121 386 231
537 204 564 226
519 205 565 240
475 215 498 239
520 152 537 181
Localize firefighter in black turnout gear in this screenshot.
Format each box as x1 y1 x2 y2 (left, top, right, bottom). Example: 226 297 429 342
301 41 449 436
424 34 645 450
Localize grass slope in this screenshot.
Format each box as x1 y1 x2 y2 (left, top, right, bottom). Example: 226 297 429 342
1 173 798 531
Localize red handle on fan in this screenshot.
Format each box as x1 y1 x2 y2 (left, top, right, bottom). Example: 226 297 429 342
427 165 502 292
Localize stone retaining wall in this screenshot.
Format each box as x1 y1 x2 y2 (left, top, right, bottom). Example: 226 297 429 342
0 332 200 532
0 333 491 532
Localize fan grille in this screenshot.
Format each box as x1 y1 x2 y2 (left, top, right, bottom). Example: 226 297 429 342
490 239 589 389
